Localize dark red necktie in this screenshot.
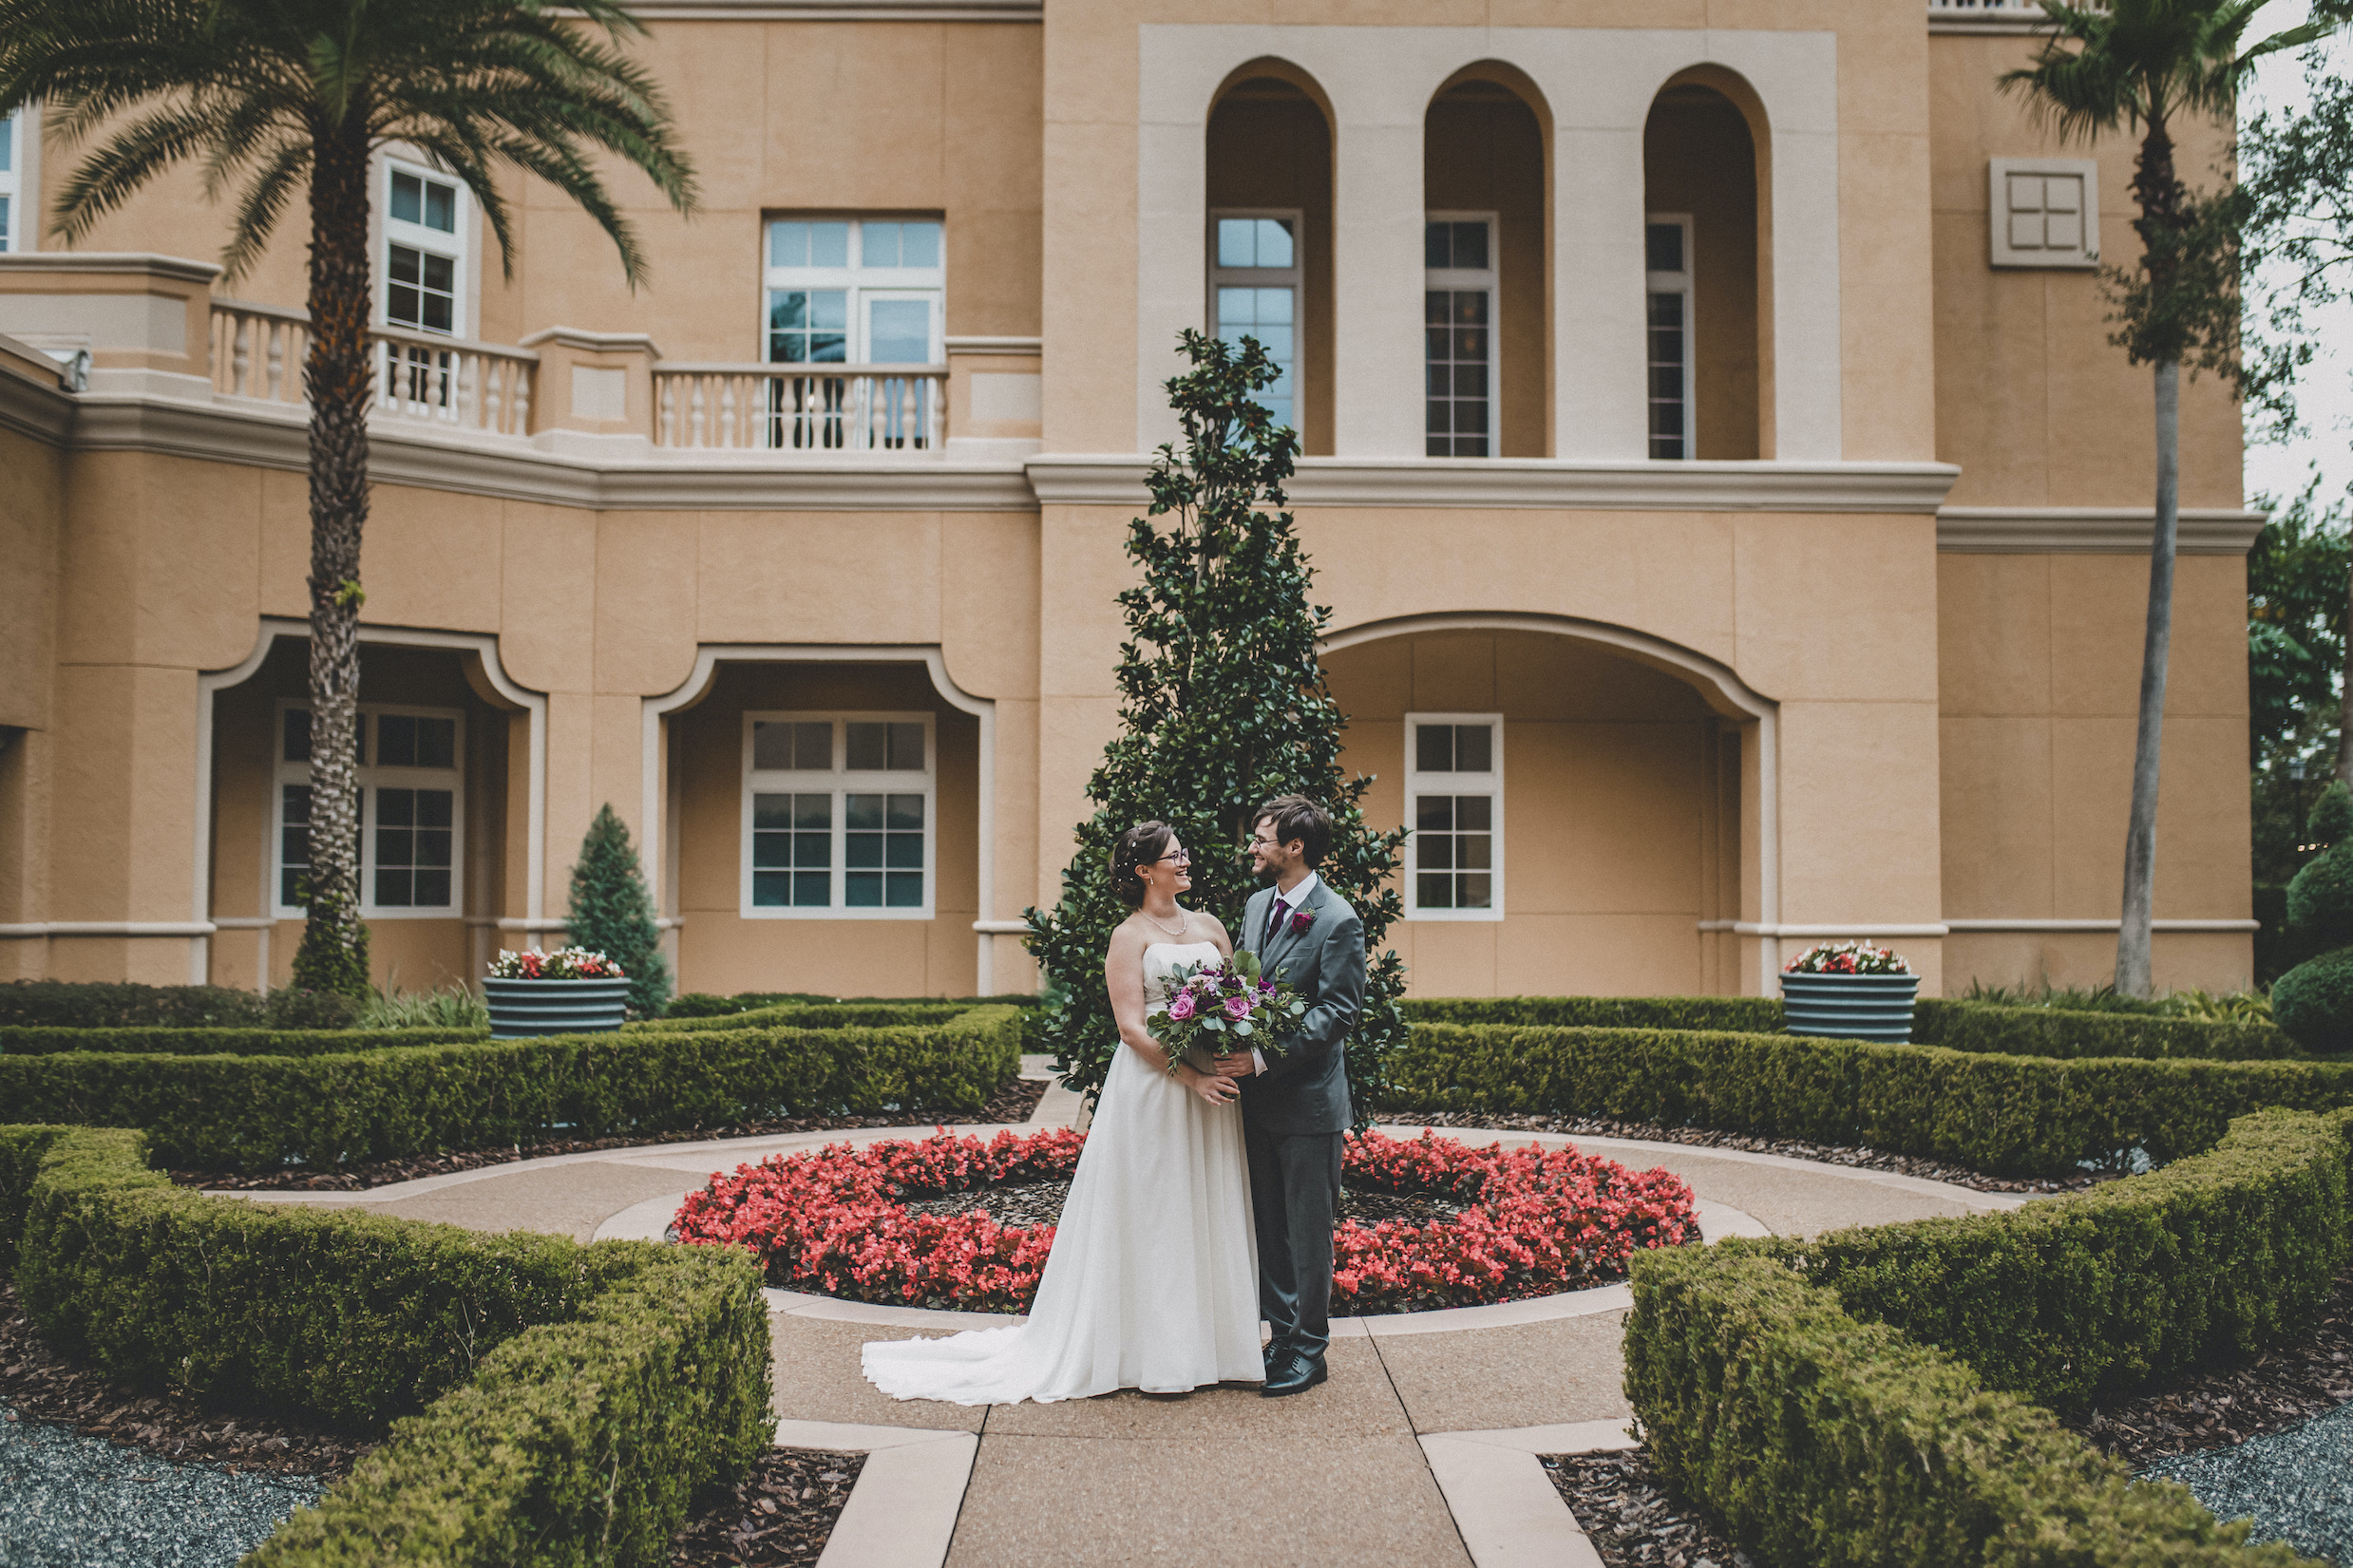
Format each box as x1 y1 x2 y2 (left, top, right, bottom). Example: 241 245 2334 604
1266 897 1288 947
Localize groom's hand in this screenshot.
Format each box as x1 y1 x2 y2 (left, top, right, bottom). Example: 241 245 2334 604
1211 1053 1256 1079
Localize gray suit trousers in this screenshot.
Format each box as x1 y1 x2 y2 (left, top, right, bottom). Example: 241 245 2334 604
1246 1121 1344 1360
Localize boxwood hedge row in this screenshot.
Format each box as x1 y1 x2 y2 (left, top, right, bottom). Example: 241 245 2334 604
1395 993 2300 1062
4 1124 768 1565
1385 1020 2353 1176
0 1005 1024 1172
626 1001 973 1034
1624 1107 2352 1566
0 1025 486 1057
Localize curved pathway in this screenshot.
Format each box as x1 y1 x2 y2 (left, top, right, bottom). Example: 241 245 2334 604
218 1060 2030 1567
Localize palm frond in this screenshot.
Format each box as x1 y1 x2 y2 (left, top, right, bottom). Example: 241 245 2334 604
218 134 311 281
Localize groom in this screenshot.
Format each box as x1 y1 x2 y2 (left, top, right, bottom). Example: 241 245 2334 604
1220 794 1366 1398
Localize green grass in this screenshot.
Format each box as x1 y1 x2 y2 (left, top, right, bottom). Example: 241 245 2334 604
356 983 490 1031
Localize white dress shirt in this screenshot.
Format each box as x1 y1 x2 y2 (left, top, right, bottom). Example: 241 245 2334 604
1249 871 1319 1074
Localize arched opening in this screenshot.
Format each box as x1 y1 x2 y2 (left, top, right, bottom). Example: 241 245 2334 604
1642 75 1766 460
1422 68 1549 459
1205 66 1334 454
1321 624 1756 996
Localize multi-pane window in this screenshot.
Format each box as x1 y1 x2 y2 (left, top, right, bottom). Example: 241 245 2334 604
1425 216 1495 457
1207 212 1300 430
745 713 935 916
0 110 19 253
763 218 943 449
273 704 464 916
1645 216 1694 460
1406 714 1503 919
384 164 464 333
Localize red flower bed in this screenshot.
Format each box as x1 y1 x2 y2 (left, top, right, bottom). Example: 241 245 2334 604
674 1127 1698 1315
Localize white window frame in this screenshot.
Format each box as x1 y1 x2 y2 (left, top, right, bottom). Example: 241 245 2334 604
1645 212 1695 461
1206 207 1304 429
741 710 938 920
271 700 467 920
1424 210 1498 458
1989 158 2099 269
0 107 23 254
1404 711 1505 922
379 156 471 335
759 217 945 366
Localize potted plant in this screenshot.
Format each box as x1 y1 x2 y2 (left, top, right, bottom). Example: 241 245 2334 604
1780 940 1920 1043
484 947 631 1039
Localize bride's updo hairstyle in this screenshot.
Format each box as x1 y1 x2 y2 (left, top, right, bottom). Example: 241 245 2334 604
1110 822 1176 908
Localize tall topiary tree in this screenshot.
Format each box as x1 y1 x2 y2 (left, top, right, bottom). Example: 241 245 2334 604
568 803 672 1016
1024 330 1407 1124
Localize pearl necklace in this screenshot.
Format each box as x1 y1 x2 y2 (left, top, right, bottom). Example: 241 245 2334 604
1142 907 1190 938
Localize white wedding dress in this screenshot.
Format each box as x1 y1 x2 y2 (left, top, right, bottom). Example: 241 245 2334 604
861 940 1262 1404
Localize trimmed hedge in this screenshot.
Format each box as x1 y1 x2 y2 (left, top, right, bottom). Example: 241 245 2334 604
1 1005 1025 1171
1401 995 1783 1033
1623 1247 2319 1567
0 1025 485 1058
664 991 1042 1020
6 1125 767 1564
1396 993 2294 1062
1911 998 2299 1063
0 1124 69 1274
1385 1020 2353 1176
627 1002 973 1034
0 978 358 1030
1746 1107 2353 1413
2273 947 2353 1054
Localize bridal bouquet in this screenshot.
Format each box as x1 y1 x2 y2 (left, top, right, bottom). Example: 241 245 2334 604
1152 949 1307 1074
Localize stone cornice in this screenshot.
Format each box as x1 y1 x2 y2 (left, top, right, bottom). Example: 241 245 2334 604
1026 455 1964 513
572 0 1038 16
0 252 223 283
66 391 1039 511
1935 507 2268 555
0 355 74 444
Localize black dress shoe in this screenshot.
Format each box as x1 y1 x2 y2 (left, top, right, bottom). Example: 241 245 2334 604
1262 1338 1286 1376
1262 1349 1328 1398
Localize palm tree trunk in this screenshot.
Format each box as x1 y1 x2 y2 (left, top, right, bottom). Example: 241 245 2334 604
290 116 375 995
2116 356 2180 997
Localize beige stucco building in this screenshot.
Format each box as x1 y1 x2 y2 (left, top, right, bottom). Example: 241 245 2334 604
0 0 2261 1002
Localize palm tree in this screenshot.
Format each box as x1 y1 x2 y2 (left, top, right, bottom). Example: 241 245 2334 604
0 0 696 994
2003 0 2333 996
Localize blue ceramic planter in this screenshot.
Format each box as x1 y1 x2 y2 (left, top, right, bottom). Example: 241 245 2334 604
484 976 630 1039
1779 971 1920 1044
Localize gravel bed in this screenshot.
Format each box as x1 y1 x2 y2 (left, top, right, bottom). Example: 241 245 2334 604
2070 1272 2353 1470
667 1446 865 1566
1386 1108 2103 1195
171 1076 1050 1191
1543 1448 1752 1568
0 1400 324 1567
2143 1403 2353 1564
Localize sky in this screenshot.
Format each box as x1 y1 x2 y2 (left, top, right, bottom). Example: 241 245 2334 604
2242 5 2353 513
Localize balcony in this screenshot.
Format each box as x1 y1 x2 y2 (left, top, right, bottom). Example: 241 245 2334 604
1926 0 2055 28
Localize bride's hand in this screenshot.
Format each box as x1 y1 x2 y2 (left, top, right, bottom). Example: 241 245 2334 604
1180 1064 1241 1105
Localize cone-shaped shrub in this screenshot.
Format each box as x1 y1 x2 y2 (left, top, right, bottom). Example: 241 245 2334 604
566 804 672 1017
1022 330 1408 1123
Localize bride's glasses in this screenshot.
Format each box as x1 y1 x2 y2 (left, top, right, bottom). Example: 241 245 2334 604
1155 850 1191 866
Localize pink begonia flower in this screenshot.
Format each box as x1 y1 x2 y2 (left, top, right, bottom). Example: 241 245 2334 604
1167 992 1196 1021
1224 994 1253 1020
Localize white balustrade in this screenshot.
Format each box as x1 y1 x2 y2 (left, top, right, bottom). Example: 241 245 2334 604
652 364 946 453
1926 0 2056 18
207 302 538 436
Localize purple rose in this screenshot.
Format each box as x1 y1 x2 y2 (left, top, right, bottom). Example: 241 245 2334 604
1257 977 1275 994
1224 995 1252 1020
1290 909 1314 935
1167 992 1196 1021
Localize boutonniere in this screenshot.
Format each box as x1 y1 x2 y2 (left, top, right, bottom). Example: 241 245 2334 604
1289 908 1315 935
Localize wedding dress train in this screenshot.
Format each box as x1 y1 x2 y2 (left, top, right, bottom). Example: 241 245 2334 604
860 940 1262 1404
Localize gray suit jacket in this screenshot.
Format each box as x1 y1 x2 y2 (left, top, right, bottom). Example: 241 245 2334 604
1237 877 1364 1138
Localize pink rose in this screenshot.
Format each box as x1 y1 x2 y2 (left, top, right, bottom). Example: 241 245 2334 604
1167 992 1196 1021
1224 994 1252 1020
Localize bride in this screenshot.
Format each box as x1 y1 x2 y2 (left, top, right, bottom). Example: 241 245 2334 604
861 821 1264 1404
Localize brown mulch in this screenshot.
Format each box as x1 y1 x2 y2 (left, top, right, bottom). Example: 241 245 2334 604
667 1446 865 1566
2068 1270 2353 1470
0 1281 370 1482
1387 1108 2104 1195
171 1075 1050 1191
1544 1448 1753 1568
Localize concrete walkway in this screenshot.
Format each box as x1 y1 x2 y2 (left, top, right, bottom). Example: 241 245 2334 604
218 1057 2027 1567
